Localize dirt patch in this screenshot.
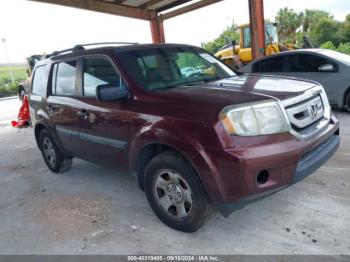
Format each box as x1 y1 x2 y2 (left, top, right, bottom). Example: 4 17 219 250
44 194 111 238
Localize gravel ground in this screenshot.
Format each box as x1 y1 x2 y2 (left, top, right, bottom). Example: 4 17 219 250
0 97 349 255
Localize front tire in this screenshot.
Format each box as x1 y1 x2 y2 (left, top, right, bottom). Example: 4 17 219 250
39 129 73 173
144 151 216 232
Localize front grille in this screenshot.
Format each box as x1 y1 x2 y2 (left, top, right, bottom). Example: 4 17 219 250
285 95 324 133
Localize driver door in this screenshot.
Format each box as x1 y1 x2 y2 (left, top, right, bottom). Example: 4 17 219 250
74 56 132 167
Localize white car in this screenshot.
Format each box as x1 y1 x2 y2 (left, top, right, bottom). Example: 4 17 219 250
242 49 350 112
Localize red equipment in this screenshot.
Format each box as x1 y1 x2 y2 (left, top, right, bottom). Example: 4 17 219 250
11 95 30 128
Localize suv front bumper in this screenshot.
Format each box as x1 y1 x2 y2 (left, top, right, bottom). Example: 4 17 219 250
209 115 339 216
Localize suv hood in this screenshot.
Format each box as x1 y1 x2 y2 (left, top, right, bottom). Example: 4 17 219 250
216 74 318 100
159 74 318 104
150 74 319 122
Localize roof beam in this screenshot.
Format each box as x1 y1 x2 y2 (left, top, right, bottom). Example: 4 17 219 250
160 0 223 20
29 0 155 20
156 0 192 12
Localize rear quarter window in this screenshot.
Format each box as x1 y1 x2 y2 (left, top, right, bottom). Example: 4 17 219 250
287 54 337 72
31 65 47 96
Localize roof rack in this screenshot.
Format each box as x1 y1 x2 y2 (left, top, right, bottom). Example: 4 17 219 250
46 42 138 58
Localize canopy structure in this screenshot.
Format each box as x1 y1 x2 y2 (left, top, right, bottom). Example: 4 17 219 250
29 0 266 59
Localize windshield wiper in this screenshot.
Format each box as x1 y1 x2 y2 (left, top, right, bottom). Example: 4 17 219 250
164 77 227 90
166 80 207 89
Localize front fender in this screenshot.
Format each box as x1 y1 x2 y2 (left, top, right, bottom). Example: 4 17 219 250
128 124 225 202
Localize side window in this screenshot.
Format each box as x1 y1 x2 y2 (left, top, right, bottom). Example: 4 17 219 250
254 56 284 72
243 27 251 48
56 60 77 96
83 57 122 97
32 65 47 95
287 54 336 72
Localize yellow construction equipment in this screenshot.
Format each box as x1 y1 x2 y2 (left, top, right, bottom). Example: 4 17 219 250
215 21 296 69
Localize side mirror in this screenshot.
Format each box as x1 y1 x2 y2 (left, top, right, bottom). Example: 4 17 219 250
318 64 334 72
96 84 128 101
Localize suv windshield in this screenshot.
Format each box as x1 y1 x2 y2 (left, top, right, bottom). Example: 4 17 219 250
118 46 235 91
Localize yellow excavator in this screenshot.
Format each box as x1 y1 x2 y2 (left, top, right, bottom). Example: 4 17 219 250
215 21 297 69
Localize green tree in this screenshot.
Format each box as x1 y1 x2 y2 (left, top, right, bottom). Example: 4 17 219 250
202 24 239 54
336 43 350 55
302 9 332 32
338 14 350 43
309 17 342 47
319 41 350 55
275 7 303 44
320 41 336 50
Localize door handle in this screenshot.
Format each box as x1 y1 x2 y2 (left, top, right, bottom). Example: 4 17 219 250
77 109 89 120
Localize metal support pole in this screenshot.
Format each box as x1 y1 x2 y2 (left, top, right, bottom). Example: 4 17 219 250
248 0 265 60
150 16 165 43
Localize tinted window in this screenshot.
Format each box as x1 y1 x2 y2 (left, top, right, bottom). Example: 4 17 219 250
56 60 77 96
32 65 47 95
254 56 284 72
83 57 122 97
287 54 336 72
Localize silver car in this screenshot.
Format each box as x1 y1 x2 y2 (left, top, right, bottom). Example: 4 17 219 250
241 49 350 112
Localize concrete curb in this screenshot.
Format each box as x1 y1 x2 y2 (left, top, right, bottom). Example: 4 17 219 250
0 96 17 101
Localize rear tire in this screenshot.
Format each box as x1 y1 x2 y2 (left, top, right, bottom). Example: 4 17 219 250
39 129 72 173
144 151 216 232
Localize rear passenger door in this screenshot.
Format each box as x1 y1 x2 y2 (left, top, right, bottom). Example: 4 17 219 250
47 59 84 158
73 56 131 167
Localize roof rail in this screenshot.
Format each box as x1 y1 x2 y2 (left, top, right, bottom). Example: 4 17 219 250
45 42 138 58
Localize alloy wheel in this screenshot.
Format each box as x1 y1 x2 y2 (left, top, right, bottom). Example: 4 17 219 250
42 137 56 168
153 169 193 219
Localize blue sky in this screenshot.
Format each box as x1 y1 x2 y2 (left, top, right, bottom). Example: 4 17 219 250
0 0 349 63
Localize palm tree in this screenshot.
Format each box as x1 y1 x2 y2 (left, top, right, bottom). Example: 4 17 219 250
276 8 303 44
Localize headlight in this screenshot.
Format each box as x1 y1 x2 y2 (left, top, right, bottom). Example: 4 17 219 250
220 100 289 136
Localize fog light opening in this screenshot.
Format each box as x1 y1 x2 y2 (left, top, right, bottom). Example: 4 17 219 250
257 170 269 185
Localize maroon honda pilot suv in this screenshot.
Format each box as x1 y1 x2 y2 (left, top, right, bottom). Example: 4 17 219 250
29 43 340 232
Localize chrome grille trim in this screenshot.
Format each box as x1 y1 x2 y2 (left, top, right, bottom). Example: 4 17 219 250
277 85 331 140
286 96 324 129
